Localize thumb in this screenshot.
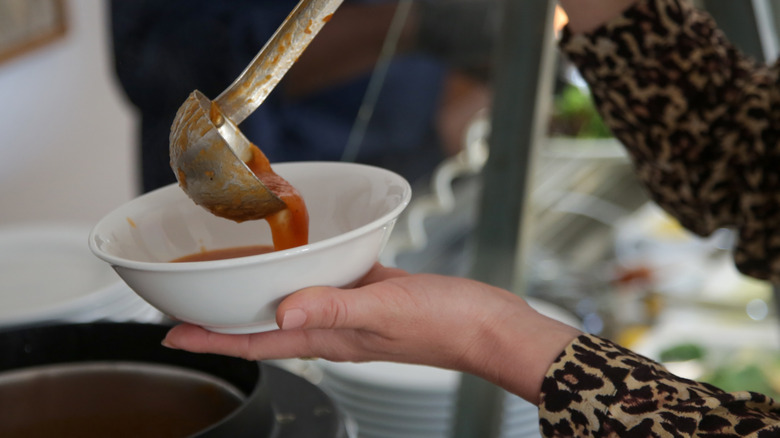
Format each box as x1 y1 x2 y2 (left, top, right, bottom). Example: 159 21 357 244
276 286 372 331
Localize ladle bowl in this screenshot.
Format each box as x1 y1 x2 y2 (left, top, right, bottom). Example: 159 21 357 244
169 0 343 222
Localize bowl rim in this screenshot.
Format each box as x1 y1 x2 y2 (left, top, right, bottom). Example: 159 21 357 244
89 161 411 272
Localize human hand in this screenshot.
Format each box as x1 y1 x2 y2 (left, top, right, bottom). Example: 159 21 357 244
163 263 580 403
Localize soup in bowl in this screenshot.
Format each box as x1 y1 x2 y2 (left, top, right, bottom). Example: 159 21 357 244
89 162 412 334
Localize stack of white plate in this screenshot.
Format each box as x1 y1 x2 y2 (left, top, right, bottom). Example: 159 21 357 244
315 298 580 438
499 393 542 438
317 360 460 438
0 224 164 330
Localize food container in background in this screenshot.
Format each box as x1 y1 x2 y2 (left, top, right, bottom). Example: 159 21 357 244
0 322 350 438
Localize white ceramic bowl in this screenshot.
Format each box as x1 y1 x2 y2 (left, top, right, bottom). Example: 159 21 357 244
89 162 412 334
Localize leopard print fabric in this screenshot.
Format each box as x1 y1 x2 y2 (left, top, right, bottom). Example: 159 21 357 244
543 4 780 434
539 334 780 437
558 0 780 283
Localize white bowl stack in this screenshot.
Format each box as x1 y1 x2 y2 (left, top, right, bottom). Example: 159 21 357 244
0 224 164 330
317 360 460 438
499 393 543 438
315 298 580 438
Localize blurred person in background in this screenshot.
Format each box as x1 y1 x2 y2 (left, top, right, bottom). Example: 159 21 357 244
109 0 497 193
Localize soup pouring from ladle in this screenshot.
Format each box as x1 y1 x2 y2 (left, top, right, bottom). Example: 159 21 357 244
169 0 343 222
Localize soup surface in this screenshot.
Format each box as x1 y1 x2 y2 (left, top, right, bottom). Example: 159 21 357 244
171 245 274 263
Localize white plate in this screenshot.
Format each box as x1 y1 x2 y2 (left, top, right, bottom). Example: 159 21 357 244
329 392 453 422
503 395 538 413
0 225 124 327
348 411 452 434
526 298 582 329
320 374 454 404
59 284 137 322
318 360 460 393
324 385 453 418
502 414 540 426
356 422 450 438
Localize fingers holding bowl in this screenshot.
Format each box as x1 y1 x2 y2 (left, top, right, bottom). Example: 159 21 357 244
163 323 324 361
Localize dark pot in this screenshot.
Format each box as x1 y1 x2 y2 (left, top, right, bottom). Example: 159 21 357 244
0 322 346 438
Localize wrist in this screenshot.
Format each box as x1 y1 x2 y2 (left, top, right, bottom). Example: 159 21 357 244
465 297 581 404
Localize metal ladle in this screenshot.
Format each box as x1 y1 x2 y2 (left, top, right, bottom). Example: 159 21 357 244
169 0 343 222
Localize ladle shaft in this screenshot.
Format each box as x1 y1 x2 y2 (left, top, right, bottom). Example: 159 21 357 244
214 0 344 125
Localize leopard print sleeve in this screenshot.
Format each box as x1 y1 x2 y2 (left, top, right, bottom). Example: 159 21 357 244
558 0 780 283
538 334 780 437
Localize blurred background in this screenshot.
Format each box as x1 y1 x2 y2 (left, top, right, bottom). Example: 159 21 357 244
0 0 135 225
3 1 780 437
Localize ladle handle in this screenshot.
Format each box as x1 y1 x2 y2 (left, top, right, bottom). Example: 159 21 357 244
214 0 344 124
